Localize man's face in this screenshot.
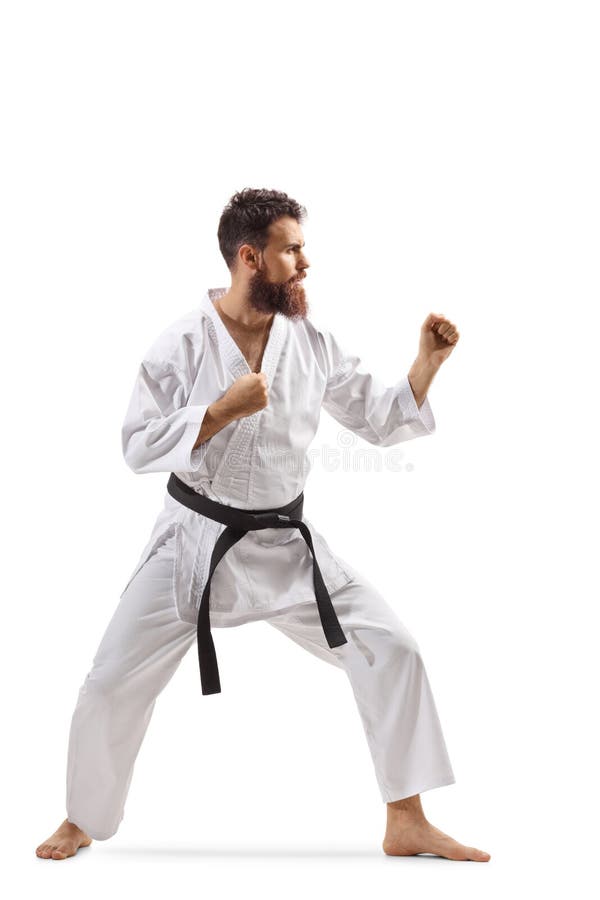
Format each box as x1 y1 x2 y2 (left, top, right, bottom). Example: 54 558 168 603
245 216 310 320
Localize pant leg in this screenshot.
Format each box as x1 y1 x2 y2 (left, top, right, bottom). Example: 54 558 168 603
65 534 197 840
266 561 456 803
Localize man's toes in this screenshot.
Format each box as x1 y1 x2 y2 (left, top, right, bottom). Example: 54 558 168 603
35 838 76 860
51 840 77 859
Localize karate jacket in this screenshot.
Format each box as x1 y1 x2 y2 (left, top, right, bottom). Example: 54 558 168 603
119 287 436 625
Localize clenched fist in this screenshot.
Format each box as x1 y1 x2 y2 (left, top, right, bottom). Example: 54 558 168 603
407 313 460 409
223 372 269 419
418 313 460 369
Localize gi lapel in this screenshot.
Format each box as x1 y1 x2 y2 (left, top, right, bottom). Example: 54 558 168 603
202 286 287 384
201 287 288 502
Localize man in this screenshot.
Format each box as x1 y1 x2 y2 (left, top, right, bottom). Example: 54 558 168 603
36 188 490 862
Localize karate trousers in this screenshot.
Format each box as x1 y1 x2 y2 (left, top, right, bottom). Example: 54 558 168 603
65 536 456 841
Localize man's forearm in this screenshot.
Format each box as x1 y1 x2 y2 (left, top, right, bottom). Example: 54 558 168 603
192 397 239 450
407 357 439 409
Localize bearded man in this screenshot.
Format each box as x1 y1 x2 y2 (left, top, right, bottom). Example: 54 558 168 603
36 188 490 863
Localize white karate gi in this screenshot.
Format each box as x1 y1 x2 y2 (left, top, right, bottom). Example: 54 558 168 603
65 287 456 840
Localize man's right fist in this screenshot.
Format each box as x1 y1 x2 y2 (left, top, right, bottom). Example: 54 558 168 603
223 372 269 419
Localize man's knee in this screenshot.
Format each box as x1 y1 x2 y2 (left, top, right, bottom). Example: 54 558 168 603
78 664 133 701
388 623 421 659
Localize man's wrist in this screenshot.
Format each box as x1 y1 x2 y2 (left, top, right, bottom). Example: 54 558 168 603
409 354 440 378
407 356 439 409
208 395 240 427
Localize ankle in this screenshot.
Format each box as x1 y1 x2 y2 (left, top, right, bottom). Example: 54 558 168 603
386 794 426 819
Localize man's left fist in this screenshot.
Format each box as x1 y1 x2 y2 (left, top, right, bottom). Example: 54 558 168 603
418 313 460 368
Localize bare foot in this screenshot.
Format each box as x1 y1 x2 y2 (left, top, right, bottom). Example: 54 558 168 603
35 818 93 860
383 796 490 862
383 817 491 861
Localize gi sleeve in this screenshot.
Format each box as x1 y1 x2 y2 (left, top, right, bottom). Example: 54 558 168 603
121 358 211 474
321 330 436 446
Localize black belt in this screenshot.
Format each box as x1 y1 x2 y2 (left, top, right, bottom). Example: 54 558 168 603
166 473 348 695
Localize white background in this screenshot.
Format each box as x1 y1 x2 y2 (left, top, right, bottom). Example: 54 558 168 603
2 0 598 896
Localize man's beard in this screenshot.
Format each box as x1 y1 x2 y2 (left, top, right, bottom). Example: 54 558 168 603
246 265 309 320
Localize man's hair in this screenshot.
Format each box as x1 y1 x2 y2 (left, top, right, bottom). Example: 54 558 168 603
217 187 307 271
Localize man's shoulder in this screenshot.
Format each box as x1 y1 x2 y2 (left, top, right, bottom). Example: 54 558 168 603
142 303 211 372
292 310 334 345
158 304 210 341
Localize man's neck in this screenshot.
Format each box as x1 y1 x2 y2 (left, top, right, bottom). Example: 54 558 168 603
216 291 274 329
